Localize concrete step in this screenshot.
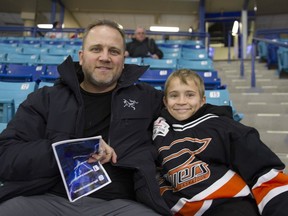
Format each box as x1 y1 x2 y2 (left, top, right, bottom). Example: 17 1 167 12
276 153 288 173
234 103 288 114
230 92 288 104
240 113 288 131
256 129 288 154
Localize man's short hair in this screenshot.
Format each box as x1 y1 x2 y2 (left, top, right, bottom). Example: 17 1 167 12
82 19 126 49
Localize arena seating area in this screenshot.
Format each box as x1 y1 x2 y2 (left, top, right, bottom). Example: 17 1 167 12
0 36 244 132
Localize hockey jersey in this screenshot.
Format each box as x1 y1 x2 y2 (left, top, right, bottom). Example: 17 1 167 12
153 104 288 216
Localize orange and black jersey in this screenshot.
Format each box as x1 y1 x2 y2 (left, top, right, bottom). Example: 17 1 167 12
153 104 288 216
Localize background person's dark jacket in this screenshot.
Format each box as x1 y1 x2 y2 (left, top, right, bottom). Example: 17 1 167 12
0 56 171 215
126 37 163 59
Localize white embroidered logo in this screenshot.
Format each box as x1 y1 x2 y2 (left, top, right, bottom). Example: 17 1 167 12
123 99 138 110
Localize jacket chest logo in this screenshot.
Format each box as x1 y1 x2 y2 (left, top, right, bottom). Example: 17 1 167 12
123 99 138 110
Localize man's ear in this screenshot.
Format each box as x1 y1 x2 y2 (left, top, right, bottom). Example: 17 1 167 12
78 50 83 65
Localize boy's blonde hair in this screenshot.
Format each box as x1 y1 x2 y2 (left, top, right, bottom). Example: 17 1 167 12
164 69 205 98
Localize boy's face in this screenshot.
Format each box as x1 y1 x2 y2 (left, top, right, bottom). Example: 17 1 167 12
164 77 206 121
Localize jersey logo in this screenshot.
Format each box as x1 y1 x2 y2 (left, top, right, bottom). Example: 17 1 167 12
123 99 138 110
153 117 170 140
160 137 211 192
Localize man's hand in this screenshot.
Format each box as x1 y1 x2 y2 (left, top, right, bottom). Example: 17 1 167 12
87 139 117 164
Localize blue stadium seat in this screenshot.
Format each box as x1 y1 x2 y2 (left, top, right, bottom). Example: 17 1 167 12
19 39 41 48
197 71 222 89
163 52 181 59
0 63 6 73
143 58 177 70
124 57 142 65
0 123 8 133
159 46 182 53
48 48 75 56
0 45 22 54
39 65 59 81
22 47 48 55
0 64 46 82
183 40 204 46
138 69 173 90
182 44 205 50
72 53 79 62
277 47 288 76
41 40 65 48
257 41 268 61
266 44 278 69
38 54 68 65
205 89 244 122
177 59 214 71
38 81 54 88
181 49 208 60
64 39 82 47
0 99 15 123
165 40 186 45
158 44 182 50
5 53 39 65
155 39 165 45
0 81 37 111
0 53 7 64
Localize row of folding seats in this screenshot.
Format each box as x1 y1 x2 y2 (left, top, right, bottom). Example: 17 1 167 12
0 45 79 55
125 57 214 70
0 36 82 47
159 44 209 60
125 57 243 122
0 81 242 132
257 39 288 77
0 63 59 82
125 57 220 89
0 53 78 65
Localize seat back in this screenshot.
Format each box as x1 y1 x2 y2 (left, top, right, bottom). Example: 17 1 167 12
0 99 15 123
0 122 8 133
38 81 54 88
181 49 208 60
38 54 68 65
205 88 244 121
0 64 46 82
177 59 214 71
5 53 39 65
124 57 142 65
142 58 177 70
138 69 173 90
0 81 36 111
39 65 59 81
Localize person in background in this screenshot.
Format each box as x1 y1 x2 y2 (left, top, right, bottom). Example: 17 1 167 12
153 69 288 216
125 26 163 59
0 19 171 216
45 21 68 39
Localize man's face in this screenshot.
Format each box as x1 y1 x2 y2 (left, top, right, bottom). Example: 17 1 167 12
134 27 146 42
79 25 125 93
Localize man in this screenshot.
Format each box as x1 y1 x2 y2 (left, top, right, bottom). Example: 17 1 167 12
125 26 163 59
0 20 171 216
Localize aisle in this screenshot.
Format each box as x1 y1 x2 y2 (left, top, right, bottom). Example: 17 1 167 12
213 60 288 171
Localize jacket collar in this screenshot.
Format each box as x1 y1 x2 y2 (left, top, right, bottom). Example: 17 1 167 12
161 103 233 125
57 55 149 90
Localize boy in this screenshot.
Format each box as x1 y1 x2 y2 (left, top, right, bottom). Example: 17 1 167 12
153 69 288 216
